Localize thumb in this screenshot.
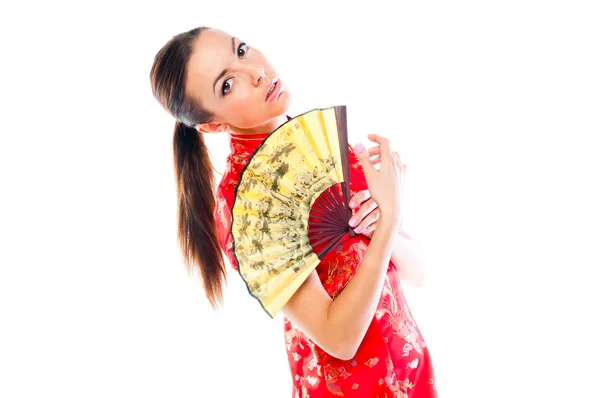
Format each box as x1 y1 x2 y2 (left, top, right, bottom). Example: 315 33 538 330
353 143 375 175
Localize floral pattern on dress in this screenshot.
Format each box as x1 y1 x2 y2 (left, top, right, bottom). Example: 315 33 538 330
213 121 437 397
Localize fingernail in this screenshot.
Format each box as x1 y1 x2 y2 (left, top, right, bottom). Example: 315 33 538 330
349 217 357 227
355 143 364 153
349 201 356 208
354 226 363 233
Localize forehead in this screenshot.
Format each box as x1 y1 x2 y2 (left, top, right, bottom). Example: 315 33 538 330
187 29 233 85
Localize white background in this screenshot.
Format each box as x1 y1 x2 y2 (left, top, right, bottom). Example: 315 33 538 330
1 0 599 397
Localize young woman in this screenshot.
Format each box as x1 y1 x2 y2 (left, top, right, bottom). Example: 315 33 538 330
149 26 437 397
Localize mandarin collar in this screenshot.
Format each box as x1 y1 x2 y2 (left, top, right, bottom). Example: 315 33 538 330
228 115 292 154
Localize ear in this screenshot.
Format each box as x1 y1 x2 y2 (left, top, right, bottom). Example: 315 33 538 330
196 122 228 134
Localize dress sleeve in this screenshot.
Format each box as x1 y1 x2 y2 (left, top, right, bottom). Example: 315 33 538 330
214 187 239 272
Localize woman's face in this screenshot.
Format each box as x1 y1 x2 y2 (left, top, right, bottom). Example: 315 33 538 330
186 29 291 134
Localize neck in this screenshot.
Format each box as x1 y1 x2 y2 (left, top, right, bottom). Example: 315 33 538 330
229 114 289 136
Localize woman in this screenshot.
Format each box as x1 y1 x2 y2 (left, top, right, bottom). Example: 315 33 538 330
149 26 437 397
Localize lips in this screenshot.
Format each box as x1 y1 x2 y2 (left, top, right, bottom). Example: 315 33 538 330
265 78 280 101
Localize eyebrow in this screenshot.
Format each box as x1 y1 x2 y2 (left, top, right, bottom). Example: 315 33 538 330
213 37 237 96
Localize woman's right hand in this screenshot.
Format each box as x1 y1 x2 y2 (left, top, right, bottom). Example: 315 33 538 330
353 134 406 227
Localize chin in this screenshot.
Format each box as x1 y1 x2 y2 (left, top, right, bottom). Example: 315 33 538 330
241 93 292 127
271 94 292 117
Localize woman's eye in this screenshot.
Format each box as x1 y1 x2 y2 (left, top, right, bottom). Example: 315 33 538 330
237 42 249 58
222 42 249 96
222 77 233 96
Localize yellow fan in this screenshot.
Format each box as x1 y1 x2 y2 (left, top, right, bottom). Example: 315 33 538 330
231 105 357 318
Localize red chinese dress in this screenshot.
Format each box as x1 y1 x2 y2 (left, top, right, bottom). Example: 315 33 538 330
213 120 438 398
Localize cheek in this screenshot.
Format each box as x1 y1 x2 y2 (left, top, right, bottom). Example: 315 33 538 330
227 95 264 126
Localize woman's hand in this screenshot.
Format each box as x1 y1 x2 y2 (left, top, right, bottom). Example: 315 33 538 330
349 190 380 239
349 140 407 239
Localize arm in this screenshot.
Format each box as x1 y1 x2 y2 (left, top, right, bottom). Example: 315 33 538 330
281 214 399 360
390 228 427 287
347 189 427 287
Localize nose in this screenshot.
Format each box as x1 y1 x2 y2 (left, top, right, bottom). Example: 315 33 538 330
247 64 265 86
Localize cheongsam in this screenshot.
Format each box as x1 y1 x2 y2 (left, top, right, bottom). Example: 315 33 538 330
213 117 437 397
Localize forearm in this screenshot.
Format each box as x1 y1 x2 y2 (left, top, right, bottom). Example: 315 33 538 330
390 231 427 287
325 215 399 359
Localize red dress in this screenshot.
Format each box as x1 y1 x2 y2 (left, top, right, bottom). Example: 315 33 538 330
213 121 438 398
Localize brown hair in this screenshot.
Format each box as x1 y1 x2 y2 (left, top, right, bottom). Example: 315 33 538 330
149 26 226 309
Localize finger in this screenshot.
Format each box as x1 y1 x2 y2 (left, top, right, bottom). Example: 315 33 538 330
367 134 393 163
367 146 380 157
349 198 378 228
362 221 377 236
370 145 402 158
371 145 403 166
368 146 381 162
349 189 372 209
394 150 402 163
393 151 403 171
353 142 377 176
354 208 380 233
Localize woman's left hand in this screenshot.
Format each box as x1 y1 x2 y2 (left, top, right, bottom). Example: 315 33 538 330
348 189 380 240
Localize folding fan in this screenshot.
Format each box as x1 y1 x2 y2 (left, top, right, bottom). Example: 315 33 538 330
230 105 358 318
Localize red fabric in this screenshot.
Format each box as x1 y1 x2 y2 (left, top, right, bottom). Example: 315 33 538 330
213 117 437 397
